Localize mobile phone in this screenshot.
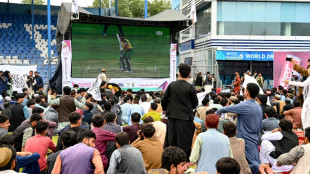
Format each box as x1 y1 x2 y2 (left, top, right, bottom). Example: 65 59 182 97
286 57 292 61
286 55 293 61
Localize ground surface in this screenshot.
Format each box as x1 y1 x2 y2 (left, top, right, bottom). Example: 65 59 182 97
72 23 171 78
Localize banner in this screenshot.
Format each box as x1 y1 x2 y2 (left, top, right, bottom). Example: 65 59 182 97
274 52 310 88
71 78 169 91
190 0 197 23
61 40 72 89
170 44 177 82
0 65 37 92
87 75 102 101
242 74 263 95
216 50 274 61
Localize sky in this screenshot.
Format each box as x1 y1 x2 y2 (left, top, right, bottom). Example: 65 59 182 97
0 0 94 7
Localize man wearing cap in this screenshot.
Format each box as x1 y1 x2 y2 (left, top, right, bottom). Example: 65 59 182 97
34 71 43 93
0 146 25 174
99 69 109 83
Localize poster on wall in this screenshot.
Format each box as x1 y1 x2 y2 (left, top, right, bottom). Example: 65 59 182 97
216 50 274 61
274 52 310 88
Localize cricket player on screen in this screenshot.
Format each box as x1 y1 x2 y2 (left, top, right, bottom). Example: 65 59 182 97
119 35 133 73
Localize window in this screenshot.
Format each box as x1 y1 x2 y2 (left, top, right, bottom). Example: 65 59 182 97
217 1 310 36
195 4 211 39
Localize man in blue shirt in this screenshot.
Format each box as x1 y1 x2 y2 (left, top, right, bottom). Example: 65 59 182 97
216 83 263 174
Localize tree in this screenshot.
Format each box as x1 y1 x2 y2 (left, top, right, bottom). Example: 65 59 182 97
21 0 45 5
91 0 171 18
148 0 171 17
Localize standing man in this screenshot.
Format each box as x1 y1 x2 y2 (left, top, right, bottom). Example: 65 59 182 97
99 69 108 83
195 72 203 90
234 71 241 95
162 63 198 158
26 71 36 95
120 36 133 73
34 71 43 93
216 83 263 174
204 72 213 92
47 86 87 131
11 93 26 131
256 73 264 89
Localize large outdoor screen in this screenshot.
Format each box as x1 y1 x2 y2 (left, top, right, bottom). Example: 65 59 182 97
71 23 171 78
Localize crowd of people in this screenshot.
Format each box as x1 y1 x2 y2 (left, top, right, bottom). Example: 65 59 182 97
0 60 309 174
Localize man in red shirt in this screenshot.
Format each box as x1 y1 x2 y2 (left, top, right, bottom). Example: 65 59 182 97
25 121 56 173
91 114 116 169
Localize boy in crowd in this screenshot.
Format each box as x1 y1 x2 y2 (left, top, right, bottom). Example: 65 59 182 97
47 131 77 174
123 112 142 143
190 114 232 173
260 119 299 172
132 123 163 171
91 114 116 169
25 121 56 173
223 121 251 174
52 129 104 174
12 113 42 152
56 112 85 151
107 132 146 174
142 103 161 122
216 157 240 174
0 114 10 137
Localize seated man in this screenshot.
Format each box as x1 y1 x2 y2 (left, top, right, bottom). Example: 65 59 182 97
123 112 142 143
148 146 188 174
223 121 251 174
260 119 299 172
283 100 302 129
142 103 161 122
0 146 19 173
47 131 77 174
277 127 310 174
91 114 116 169
107 132 146 174
102 112 122 160
144 117 166 145
56 112 85 151
196 97 211 121
0 134 41 174
25 121 56 173
22 107 57 139
262 106 279 133
216 157 240 174
190 114 232 173
12 114 42 152
0 114 10 137
52 129 104 174
132 124 163 171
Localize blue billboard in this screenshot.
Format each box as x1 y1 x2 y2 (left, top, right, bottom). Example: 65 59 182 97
216 50 274 61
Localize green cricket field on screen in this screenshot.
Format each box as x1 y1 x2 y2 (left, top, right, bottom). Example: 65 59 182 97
71 23 171 78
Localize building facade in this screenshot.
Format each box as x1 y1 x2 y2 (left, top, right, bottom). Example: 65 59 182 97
179 0 310 88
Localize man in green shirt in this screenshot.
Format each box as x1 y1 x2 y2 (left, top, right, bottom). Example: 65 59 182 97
142 103 161 122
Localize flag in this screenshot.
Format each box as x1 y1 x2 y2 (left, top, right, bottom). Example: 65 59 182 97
88 75 102 101
242 74 264 95
190 0 197 24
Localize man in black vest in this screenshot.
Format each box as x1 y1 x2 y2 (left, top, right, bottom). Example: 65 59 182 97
34 71 43 93
162 63 198 158
260 119 299 171
11 93 26 131
12 113 42 152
